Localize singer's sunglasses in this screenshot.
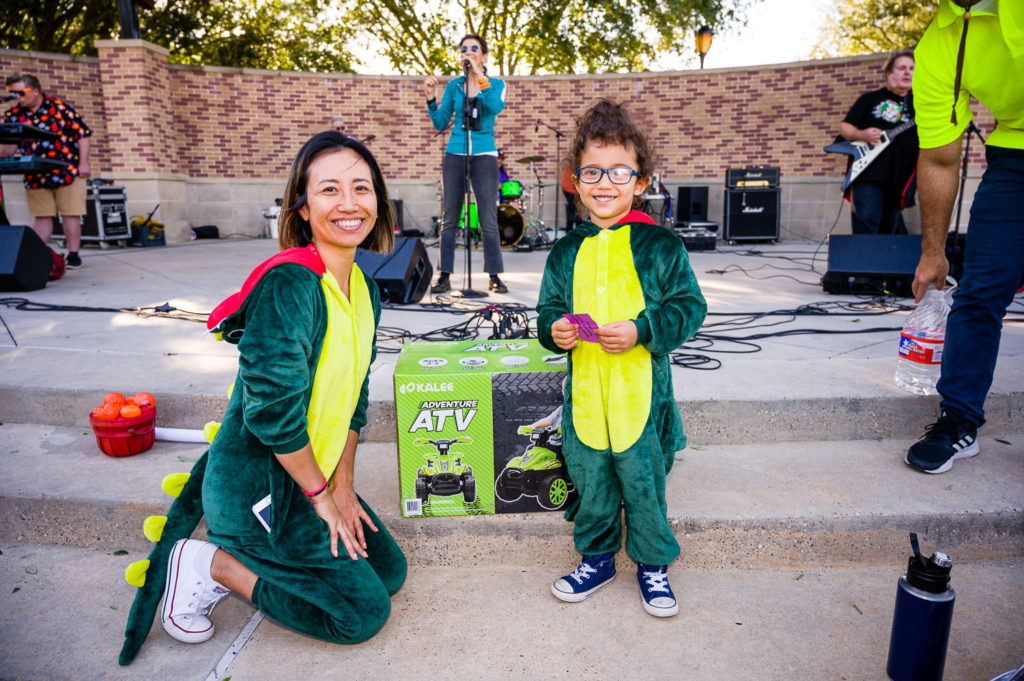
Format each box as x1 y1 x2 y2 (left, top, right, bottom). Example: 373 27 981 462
8 88 32 96
576 166 642 184
459 45 480 53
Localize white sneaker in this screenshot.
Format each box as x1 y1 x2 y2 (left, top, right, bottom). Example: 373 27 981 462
161 539 230 643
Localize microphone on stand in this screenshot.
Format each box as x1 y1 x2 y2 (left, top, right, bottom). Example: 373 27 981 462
360 135 376 143
2 93 17 103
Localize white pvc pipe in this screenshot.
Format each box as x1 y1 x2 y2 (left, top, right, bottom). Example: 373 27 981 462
154 427 208 443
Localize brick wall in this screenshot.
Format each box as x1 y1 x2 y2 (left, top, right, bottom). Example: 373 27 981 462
1 43 995 241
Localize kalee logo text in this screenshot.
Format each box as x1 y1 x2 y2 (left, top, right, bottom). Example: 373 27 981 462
399 381 454 395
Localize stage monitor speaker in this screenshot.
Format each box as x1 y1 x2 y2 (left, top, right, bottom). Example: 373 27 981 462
0 225 51 292
822 234 921 297
724 188 779 242
676 186 708 223
355 236 433 305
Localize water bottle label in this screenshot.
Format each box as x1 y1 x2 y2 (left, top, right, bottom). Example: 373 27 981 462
899 332 944 365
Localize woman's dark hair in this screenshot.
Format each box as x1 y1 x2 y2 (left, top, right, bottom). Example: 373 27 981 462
459 33 489 75
884 50 914 73
278 131 395 254
565 99 654 209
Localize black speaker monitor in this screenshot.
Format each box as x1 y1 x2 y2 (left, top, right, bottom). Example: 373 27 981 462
724 188 780 242
677 186 708 222
354 236 433 305
0 225 52 292
822 234 921 297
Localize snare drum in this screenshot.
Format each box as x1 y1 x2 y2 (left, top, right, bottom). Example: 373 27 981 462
500 180 523 201
497 203 524 246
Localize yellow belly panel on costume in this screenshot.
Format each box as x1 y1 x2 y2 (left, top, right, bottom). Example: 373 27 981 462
572 225 652 451
307 266 373 478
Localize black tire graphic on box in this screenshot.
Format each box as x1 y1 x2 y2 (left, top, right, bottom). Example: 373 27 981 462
494 468 518 503
463 475 477 504
538 473 570 510
415 476 428 504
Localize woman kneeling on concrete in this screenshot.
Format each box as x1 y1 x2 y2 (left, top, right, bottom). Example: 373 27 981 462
118 132 406 664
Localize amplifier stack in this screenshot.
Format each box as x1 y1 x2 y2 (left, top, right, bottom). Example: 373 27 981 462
724 166 780 243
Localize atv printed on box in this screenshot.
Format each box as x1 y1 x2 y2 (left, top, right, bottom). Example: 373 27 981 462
494 424 574 510
413 436 477 505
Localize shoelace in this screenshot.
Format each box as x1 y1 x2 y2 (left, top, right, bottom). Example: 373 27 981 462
569 562 598 584
189 580 229 615
923 415 968 440
642 569 671 594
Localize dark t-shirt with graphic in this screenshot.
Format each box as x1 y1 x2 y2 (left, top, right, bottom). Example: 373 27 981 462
3 94 92 190
842 87 918 187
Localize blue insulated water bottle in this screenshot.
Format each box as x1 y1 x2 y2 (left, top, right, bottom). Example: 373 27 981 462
887 533 956 681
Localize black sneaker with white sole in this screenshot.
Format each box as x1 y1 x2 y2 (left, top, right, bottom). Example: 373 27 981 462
65 252 82 269
905 411 979 474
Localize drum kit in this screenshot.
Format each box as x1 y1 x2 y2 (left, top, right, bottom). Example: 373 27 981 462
459 154 552 249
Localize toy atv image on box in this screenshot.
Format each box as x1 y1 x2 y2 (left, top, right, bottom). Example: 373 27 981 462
494 424 574 510
413 436 477 505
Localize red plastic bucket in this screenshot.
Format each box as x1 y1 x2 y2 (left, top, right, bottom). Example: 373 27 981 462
90 408 156 457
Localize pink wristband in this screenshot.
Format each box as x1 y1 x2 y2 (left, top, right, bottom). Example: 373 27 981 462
304 476 328 498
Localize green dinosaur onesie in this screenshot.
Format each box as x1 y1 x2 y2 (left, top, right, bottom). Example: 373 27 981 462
537 211 706 565
119 245 406 664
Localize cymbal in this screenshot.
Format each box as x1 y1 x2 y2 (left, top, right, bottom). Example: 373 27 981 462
516 155 545 164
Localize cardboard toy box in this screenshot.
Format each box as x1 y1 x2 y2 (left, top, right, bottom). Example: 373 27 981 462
394 339 576 517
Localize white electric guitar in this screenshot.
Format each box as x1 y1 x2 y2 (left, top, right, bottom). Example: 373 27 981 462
825 118 916 191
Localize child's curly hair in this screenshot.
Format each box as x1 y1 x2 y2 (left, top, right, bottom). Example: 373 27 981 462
565 99 654 209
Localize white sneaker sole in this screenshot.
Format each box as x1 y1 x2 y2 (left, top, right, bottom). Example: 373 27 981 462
551 573 615 602
906 439 980 474
641 596 679 617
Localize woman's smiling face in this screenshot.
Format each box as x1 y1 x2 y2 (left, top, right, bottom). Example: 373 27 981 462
299 148 377 252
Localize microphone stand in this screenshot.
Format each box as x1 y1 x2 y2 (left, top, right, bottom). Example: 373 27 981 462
452 61 486 299
949 120 986 280
536 118 566 241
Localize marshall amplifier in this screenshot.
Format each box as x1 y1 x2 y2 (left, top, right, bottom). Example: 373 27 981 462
725 165 780 189
723 188 779 242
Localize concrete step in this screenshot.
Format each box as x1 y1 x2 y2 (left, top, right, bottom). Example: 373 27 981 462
2 352 1023 445
1 542 1022 681
2 423 1021 569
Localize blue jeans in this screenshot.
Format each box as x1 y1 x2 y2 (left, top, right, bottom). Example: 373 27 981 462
850 181 908 235
938 146 1024 426
439 153 504 275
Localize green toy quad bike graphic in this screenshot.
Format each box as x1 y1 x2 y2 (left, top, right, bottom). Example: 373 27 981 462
494 424 574 510
413 436 477 505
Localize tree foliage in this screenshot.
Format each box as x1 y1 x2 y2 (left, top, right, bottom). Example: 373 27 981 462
812 0 939 57
2 0 745 74
0 0 120 54
345 0 747 75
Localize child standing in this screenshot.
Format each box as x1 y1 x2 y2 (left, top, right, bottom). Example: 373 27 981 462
536 99 707 617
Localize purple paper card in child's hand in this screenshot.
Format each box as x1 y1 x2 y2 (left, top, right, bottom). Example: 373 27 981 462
563 313 599 342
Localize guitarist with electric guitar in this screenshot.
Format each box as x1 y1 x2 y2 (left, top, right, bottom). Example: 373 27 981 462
827 51 919 235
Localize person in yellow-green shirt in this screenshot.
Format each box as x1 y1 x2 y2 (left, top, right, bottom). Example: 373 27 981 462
905 0 1024 474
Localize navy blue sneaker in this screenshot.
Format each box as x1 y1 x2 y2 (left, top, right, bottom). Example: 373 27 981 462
906 411 979 474
637 563 678 617
551 553 615 602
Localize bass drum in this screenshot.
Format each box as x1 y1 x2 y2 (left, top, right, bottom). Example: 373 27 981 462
497 202 524 247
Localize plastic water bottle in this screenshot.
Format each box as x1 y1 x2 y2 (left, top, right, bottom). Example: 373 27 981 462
895 285 951 395
886 533 955 681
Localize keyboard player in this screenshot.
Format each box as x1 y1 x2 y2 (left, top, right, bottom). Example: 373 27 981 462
1 73 92 269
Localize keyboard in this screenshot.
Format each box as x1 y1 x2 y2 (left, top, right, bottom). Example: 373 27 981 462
0 122 58 145
0 155 70 175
